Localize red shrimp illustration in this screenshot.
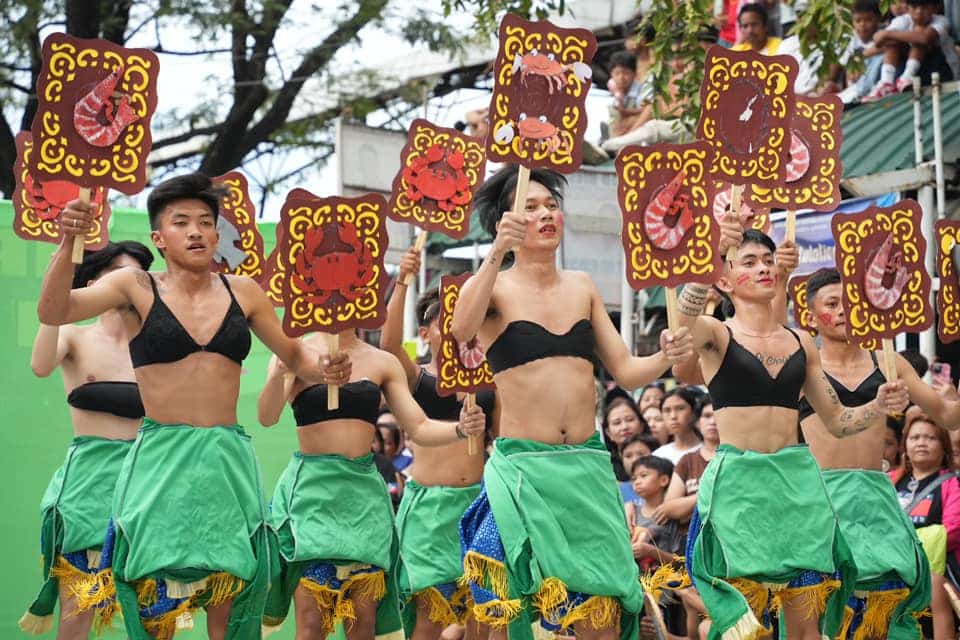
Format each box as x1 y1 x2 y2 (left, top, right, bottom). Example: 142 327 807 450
73 65 141 147
864 233 910 310
458 337 486 370
643 171 694 250
785 132 811 183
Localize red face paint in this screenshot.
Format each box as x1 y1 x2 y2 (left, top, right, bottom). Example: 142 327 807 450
735 274 750 285
817 313 834 326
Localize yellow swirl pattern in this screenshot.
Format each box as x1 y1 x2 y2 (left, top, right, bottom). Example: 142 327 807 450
698 50 794 185
488 15 593 169
389 121 485 239
616 143 719 288
31 35 157 194
833 203 932 346
436 274 496 395
788 277 817 336
273 195 388 336
936 221 960 344
749 98 841 210
212 173 265 279
12 133 107 247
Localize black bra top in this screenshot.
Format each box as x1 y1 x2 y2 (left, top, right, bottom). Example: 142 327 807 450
708 326 807 410
485 319 594 374
66 381 144 420
412 369 496 425
798 351 883 422
292 380 382 427
129 273 251 368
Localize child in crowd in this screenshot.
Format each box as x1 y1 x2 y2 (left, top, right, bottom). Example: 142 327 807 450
621 433 666 524
838 0 886 103
605 51 654 141
864 0 960 100
630 456 684 572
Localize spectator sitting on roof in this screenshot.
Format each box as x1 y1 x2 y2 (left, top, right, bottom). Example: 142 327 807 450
834 0 886 104
597 51 692 155
732 3 783 54
864 0 960 101
604 51 655 143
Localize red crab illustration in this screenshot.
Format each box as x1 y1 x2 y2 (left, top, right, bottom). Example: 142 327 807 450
292 223 376 306
494 113 568 153
23 174 83 221
511 48 592 94
402 144 472 212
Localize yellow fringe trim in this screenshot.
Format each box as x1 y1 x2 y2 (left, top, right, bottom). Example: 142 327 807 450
772 579 840 620
297 568 387 637
51 555 119 631
137 578 158 607
472 597 523 628
415 586 461 627
462 551 511 600
557 595 619 632
533 577 569 621
17 611 53 635
728 578 771 624
201 571 246 608
719 608 764 640
641 559 691 603
142 599 192 639
852 588 911 640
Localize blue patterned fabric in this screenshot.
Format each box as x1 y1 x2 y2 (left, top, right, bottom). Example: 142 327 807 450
459 486 507 612
301 560 383 590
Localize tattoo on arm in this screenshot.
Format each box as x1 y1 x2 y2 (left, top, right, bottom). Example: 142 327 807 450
135 270 152 291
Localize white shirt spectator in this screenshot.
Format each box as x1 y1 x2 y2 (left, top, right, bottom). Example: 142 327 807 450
888 13 960 78
779 35 825 95
652 441 702 465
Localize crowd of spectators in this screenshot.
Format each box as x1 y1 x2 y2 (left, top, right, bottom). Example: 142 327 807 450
588 0 960 161
596 360 960 639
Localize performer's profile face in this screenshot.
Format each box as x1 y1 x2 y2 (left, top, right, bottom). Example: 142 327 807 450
808 283 844 338
419 319 442 355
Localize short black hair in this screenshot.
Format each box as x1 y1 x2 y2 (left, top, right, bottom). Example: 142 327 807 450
146 172 224 230
899 349 929 378
853 0 881 16
609 51 637 73
633 455 674 478
416 287 441 328
806 268 842 303
695 395 713 419
623 432 661 453
741 228 776 255
720 229 778 317
738 2 769 24
72 241 154 289
905 0 937 6
475 165 567 238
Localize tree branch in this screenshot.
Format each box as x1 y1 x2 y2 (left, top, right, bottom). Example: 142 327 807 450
151 46 234 56
239 0 388 157
151 123 225 150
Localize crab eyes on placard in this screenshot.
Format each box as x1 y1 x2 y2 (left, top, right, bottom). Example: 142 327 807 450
547 53 555 61
538 115 548 123
518 113 528 121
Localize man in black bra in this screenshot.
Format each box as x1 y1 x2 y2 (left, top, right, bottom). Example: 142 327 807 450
797 268 960 639
675 229 909 640
39 173 346 639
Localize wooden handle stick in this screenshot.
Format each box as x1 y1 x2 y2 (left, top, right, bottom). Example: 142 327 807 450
326 333 340 410
466 393 478 456
881 338 898 383
510 166 532 250
72 187 91 264
785 210 796 244
404 230 428 285
726 184 743 262
664 287 679 333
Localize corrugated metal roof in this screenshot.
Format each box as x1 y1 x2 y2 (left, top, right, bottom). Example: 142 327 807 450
841 87 960 179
